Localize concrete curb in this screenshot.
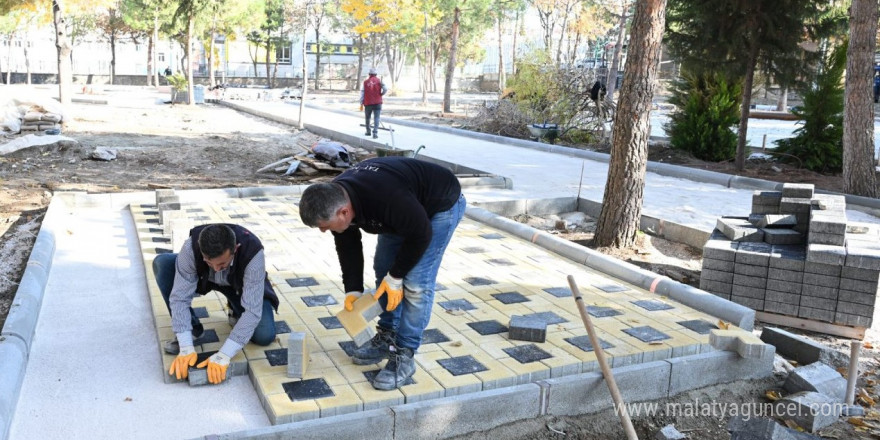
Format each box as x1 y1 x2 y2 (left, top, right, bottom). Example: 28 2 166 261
0 196 62 440
191 349 773 440
464 206 755 330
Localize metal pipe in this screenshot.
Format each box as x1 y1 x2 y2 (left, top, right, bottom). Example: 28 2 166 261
846 341 862 406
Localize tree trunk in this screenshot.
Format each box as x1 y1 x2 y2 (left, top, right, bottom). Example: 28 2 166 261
315 29 321 90
776 87 787 112
735 40 760 170
186 11 195 105
152 8 159 86
356 36 363 91
110 32 116 85
843 0 878 197
298 28 308 130
23 34 31 84
606 0 628 101
53 0 73 105
208 18 216 88
147 34 154 86
497 15 505 93
443 7 460 113
383 33 396 92
594 0 667 248
265 35 272 89
512 10 520 76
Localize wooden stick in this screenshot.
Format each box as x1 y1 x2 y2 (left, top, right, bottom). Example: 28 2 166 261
845 341 862 406
567 275 638 440
256 156 295 173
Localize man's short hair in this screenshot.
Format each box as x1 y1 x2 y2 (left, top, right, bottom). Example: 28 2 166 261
299 183 347 227
198 224 237 259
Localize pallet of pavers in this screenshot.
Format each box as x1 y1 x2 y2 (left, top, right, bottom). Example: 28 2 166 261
699 183 879 339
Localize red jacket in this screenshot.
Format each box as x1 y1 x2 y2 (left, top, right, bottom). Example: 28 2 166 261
363 76 384 106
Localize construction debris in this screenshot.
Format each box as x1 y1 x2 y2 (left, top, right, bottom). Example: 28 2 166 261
1 98 65 134
255 139 368 182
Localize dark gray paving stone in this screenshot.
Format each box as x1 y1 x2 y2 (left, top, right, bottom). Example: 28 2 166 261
542 287 571 298
587 306 622 318
434 283 448 291
283 378 335 401
192 216 211 221
148 227 163 233
438 355 489 376
467 320 508 335
492 291 530 304
318 316 343 330
464 276 497 286
155 247 172 254
479 233 505 239
194 329 219 345
268 212 287 216
228 213 250 219
677 319 718 335
421 328 450 344
275 320 292 334
522 311 568 325
143 210 159 216
632 299 674 311
622 326 670 343
487 258 515 266
265 348 288 366
151 236 171 243
338 341 357 356
509 315 547 343
301 294 338 307
564 335 614 352
286 277 319 288
250 197 270 202
461 247 486 253
193 306 209 319
503 344 553 363
146 218 160 224
593 283 629 293
438 299 477 311
363 369 416 385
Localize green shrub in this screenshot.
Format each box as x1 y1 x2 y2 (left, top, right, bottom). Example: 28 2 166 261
664 71 741 162
772 43 845 173
505 50 569 125
167 73 188 91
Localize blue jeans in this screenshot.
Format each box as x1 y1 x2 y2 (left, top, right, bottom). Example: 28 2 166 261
373 194 466 351
365 104 382 133
152 253 276 345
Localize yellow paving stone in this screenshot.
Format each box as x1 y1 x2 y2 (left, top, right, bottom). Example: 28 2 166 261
423 366 484 397
316 384 363 417
438 340 480 358
336 362 375 384
468 352 518 390
265 392 320 424
350 380 405 410
307 351 335 371
414 350 447 371
490 354 549 385
250 358 288 377
312 332 350 352
400 368 446 403
243 340 280 360
539 345 583 378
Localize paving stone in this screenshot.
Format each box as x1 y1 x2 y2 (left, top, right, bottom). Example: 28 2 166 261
486 258 515 266
730 292 766 308
764 301 799 316
735 262 769 278
765 278 801 295
753 190 783 206
812 194 846 211
301 294 338 307
192 306 209 319
461 246 486 253
287 332 309 379
543 361 672 416
784 362 847 402
807 231 846 247
593 283 629 293
193 329 220 345
751 214 797 229
286 277 319 288
780 197 813 214
586 306 622 318
492 291 530 304
622 326 670 343
677 319 718 335
774 391 841 432
265 348 288 366
834 313 872 327
717 217 764 242
798 295 836 311
564 335 614 352
275 320 292 334
834 300 874 317
845 246 880 270
542 287 571 298
437 355 489 376
421 328 450 344
702 257 734 271
668 350 773 396
800 284 837 300
283 378 334 401
467 320 508 335
522 311 568 325
463 276 497 286
438 298 477 312
699 278 732 296
842 404 866 417
509 315 547 343
763 228 804 245
336 295 382 347
782 183 815 199
503 344 553 363
728 416 820 440
733 273 767 289
338 340 357 356
768 268 804 283
798 306 835 322
841 266 880 282
770 245 807 271
735 242 773 266
765 289 801 305
655 424 687 440
632 299 675 311
752 204 779 214
479 233 505 239
710 329 775 359
702 268 734 283
839 277 879 294
802 269 840 286
837 289 877 306
703 236 740 261
318 316 343 330
809 216 847 235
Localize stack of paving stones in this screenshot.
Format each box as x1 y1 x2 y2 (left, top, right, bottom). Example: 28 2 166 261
700 183 880 328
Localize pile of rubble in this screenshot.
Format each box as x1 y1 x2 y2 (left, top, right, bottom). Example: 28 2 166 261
1 98 64 134
257 139 367 182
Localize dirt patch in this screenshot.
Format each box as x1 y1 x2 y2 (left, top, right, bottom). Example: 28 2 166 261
1 89 878 439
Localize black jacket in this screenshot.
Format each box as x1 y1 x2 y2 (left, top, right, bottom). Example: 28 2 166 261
332 157 461 292
190 224 279 310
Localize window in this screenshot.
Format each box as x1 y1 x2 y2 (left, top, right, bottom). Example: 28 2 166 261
158 52 165 62
276 45 291 64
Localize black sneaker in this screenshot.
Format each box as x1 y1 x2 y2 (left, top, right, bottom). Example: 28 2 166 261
365 131 372 136
372 133 378 139
372 345 416 390
351 326 395 365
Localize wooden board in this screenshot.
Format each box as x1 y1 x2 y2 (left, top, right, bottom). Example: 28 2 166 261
755 311 866 340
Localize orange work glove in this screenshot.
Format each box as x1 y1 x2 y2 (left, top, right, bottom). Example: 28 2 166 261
373 275 403 311
168 346 197 380
196 352 231 384
343 291 362 312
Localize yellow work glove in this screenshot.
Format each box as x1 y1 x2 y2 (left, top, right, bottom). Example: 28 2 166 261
169 346 197 380
343 291 362 312
374 275 403 311
197 352 231 384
